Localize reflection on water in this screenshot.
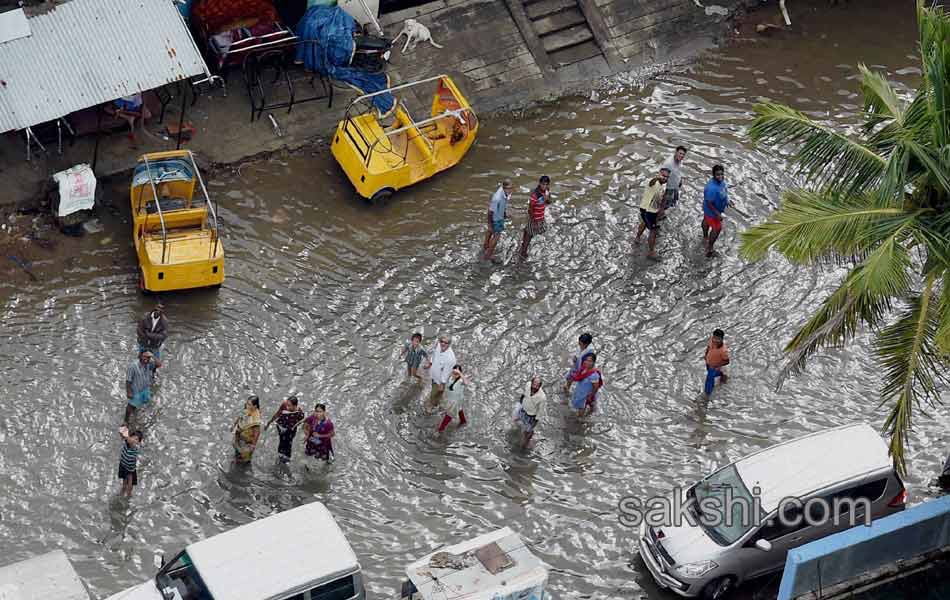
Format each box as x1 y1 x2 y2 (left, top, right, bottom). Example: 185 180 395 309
1 3 947 599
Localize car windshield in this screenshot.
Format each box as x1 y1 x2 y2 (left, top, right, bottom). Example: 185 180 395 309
692 465 763 545
156 551 212 600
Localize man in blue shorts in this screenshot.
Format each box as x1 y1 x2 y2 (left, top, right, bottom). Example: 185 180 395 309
483 179 513 261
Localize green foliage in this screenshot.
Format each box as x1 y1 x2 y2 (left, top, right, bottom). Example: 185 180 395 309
742 1 950 475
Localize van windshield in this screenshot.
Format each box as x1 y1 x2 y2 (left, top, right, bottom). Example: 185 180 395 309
155 551 212 600
692 465 763 546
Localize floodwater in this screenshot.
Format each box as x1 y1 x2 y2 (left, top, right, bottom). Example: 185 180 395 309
1 2 947 599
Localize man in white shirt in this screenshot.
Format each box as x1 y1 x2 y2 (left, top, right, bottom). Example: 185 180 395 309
425 335 457 406
659 145 687 220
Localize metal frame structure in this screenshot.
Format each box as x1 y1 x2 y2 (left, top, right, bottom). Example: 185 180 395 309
242 42 334 123
136 151 220 265
341 74 476 167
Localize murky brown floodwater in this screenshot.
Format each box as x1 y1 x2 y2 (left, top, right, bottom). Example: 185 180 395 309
1 2 947 599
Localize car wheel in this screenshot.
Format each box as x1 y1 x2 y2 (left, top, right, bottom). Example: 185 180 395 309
701 576 735 600
370 188 394 204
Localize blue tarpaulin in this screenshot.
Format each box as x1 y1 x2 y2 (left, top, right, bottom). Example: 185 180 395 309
295 6 394 116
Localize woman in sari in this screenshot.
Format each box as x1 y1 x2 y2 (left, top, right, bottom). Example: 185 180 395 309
570 353 603 417
303 403 335 461
232 395 262 463
265 395 305 462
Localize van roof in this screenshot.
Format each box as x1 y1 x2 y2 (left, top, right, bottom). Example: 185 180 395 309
406 527 548 600
0 550 90 600
187 502 359 600
734 423 892 511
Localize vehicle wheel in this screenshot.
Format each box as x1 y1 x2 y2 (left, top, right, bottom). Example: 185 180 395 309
139 270 152 295
701 576 735 600
370 188 394 204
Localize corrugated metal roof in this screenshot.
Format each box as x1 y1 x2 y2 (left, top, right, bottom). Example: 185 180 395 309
0 0 210 133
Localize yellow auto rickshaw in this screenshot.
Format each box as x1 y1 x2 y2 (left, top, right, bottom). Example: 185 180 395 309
331 74 478 201
130 150 224 292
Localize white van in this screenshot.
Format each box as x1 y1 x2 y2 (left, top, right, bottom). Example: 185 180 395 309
400 527 547 600
107 502 365 600
0 550 91 600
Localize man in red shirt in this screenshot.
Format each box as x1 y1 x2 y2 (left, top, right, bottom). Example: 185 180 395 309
519 175 552 258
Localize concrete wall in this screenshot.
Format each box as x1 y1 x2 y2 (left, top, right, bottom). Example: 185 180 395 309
380 0 752 112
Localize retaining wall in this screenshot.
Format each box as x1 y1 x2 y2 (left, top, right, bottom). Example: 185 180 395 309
380 0 753 112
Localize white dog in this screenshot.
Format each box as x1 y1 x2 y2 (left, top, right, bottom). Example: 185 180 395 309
392 18 443 53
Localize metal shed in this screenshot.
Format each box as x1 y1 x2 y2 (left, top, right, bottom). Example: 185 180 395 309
0 0 210 135
0 550 91 600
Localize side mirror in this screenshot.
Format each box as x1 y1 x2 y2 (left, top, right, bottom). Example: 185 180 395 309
755 539 772 552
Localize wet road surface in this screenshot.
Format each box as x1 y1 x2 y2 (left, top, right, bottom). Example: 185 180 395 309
1 2 947 599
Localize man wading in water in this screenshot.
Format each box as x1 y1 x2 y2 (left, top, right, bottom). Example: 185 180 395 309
136 302 168 359
634 166 670 260
425 335 457 411
703 328 730 399
520 175 552 259
125 350 161 423
702 165 729 257
483 180 513 261
659 146 687 220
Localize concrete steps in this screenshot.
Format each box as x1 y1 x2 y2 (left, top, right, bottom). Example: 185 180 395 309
522 0 602 67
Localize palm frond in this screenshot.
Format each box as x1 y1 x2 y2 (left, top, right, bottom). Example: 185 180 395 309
749 103 888 195
876 274 944 475
866 90 930 158
777 270 892 389
848 227 913 298
937 273 950 356
860 64 906 129
739 189 912 263
903 138 950 197
911 211 950 269
918 1 950 148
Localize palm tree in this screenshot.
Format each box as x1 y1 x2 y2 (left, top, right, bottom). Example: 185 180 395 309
740 1 950 476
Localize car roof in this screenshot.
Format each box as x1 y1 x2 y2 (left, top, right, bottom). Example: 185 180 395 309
734 423 892 512
406 527 548 600
187 502 359 600
0 550 90 600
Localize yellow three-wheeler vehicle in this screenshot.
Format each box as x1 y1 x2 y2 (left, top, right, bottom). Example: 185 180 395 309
130 150 224 292
331 74 478 202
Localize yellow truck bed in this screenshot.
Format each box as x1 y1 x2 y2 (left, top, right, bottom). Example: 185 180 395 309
144 230 222 265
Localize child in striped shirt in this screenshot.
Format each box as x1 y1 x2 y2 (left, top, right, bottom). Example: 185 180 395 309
118 426 143 497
